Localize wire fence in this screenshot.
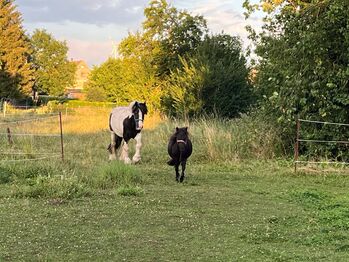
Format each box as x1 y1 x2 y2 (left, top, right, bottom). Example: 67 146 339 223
0 112 64 163
294 118 349 172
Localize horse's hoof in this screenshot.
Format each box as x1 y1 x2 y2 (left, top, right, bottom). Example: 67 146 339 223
109 155 117 161
132 156 141 164
180 176 185 183
124 158 132 164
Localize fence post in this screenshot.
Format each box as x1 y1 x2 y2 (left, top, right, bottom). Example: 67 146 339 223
59 112 64 161
294 116 300 173
7 127 13 146
3 101 7 117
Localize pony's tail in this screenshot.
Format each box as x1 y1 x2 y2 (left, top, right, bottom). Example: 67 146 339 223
178 143 186 162
167 159 175 166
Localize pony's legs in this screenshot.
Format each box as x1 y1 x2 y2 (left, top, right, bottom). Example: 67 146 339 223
175 164 180 182
132 133 142 164
120 141 132 164
180 160 186 183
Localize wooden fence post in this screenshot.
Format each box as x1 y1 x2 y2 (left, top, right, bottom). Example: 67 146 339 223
7 127 13 146
3 101 7 117
294 116 300 173
59 112 64 161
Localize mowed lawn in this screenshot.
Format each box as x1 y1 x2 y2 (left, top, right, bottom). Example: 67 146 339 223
1 112 349 261
1 160 349 261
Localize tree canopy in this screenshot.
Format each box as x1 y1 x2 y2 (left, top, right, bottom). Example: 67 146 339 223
245 0 349 155
108 0 252 117
0 0 34 98
30 29 76 96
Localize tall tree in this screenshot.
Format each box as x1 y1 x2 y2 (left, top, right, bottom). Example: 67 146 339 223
0 0 34 98
30 29 76 96
163 34 253 118
245 0 349 156
119 0 207 78
85 57 161 111
143 0 207 77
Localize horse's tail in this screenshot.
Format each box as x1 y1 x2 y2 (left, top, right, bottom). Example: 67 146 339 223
178 142 186 162
109 113 113 131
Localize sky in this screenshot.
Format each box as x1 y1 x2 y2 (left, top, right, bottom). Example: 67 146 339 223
16 0 263 67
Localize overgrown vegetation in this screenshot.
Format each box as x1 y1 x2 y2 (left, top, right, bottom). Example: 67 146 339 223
245 0 349 156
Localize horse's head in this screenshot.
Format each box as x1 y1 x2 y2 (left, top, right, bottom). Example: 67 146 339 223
132 101 148 130
175 127 189 144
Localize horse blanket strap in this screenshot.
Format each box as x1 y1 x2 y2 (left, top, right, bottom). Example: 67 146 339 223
177 139 186 144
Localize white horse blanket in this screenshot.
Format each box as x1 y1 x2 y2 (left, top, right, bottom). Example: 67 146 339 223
109 102 135 137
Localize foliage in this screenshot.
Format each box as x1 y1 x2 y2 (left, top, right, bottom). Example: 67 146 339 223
116 0 208 115
30 29 76 96
245 0 349 156
0 0 34 98
85 58 161 112
142 0 208 77
162 34 254 118
162 57 207 117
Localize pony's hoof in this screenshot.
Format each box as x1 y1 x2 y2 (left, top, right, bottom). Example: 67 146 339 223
180 176 185 183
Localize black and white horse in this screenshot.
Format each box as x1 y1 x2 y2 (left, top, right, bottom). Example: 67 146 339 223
167 127 193 182
108 101 148 164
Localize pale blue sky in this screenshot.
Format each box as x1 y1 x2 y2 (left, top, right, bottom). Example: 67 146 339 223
16 0 263 66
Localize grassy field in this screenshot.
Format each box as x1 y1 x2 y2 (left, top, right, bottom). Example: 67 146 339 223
1 110 349 261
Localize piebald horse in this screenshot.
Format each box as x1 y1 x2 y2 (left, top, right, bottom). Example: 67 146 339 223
108 101 148 164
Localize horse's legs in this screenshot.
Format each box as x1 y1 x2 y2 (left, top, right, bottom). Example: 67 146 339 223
108 132 117 160
120 140 132 164
175 164 180 182
132 133 142 164
108 133 122 160
180 160 186 183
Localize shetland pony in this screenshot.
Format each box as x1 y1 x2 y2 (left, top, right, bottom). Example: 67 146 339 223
108 101 148 164
167 127 192 182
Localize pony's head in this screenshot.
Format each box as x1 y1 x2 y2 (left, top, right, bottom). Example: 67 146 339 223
175 127 189 144
132 101 148 130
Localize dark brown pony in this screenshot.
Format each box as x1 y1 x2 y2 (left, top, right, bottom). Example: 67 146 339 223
167 127 192 182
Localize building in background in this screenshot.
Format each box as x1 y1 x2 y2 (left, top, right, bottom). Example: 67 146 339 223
66 60 90 99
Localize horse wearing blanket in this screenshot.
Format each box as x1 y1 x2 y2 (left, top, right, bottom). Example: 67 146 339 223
108 101 148 164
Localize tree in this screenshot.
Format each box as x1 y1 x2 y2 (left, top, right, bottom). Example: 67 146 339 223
245 0 349 156
162 57 208 117
197 34 253 117
162 34 253 118
30 29 76 96
143 0 207 77
85 57 161 111
119 0 208 78
0 0 34 98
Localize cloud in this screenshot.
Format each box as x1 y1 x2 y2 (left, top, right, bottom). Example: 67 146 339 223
174 0 263 54
67 39 114 67
16 0 148 25
16 0 264 65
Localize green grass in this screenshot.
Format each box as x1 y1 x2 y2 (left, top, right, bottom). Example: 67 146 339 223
1 160 349 261
1 116 349 260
